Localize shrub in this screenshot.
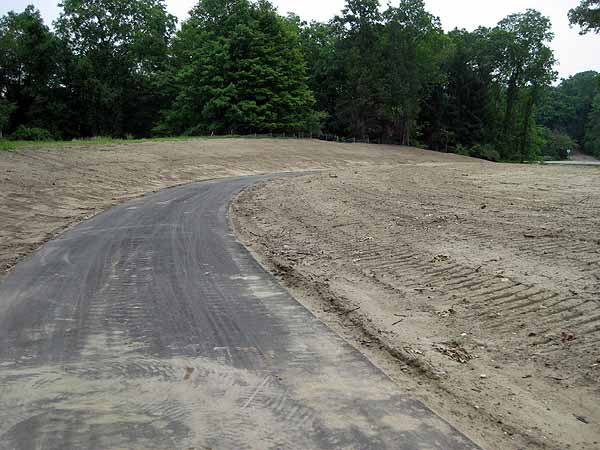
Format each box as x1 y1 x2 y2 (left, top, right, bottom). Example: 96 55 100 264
537 126 576 160
472 144 501 162
453 143 500 162
11 126 54 141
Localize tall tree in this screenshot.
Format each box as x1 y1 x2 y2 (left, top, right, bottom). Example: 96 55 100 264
381 0 446 145
333 0 385 138
0 6 65 135
159 0 314 135
585 93 600 157
421 28 500 151
56 0 176 137
299 20 339 133
489 10 556 160
569 0 600 34
537 71 599 149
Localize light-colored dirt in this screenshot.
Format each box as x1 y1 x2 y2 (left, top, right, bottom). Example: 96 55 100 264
0 138 472 276
3 138 599 449
232 163 600 450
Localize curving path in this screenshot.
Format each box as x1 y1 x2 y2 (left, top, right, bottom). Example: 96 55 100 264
0 175 480 450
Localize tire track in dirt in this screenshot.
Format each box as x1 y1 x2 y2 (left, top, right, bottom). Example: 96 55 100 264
0 175 480 449
232 164 600 450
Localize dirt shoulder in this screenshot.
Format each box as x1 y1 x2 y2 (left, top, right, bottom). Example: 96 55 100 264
232 163 600 450
0 138 472 276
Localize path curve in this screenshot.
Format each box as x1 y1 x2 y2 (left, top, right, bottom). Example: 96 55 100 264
0 175 479 450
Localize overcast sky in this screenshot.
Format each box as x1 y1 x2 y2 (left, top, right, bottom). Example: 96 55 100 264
1 0 598 80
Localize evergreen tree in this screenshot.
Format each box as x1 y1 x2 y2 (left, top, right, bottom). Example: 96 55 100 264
159 0 314 135
421 29 500 151
299 20 339 133
333 0 385 138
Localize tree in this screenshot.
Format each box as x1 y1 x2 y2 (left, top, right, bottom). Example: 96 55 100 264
420 28 500 151
0 98 16 137
489 10 556 160
537 126 577 160
56 0 176 137
159 0 315 135
0 6 65 135
381 0 447 145
569 0 600 34
537 71 599 148
333 0 385 138
585 93 600 157
299 20 339 133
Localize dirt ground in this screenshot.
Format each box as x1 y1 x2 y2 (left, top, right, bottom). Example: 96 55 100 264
2 138 599 449
0 138 469 276
232 163 600 450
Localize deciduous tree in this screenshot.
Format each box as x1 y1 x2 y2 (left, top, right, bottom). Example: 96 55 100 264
56 0 176 137
569 0 600 34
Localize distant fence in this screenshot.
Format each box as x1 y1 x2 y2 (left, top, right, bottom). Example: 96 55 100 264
234 132 408 147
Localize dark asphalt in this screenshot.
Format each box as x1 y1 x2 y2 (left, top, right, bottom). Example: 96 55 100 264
0 175 480 450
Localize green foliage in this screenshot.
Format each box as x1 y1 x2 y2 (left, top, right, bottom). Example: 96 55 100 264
537 71 599 153
569 0 600 34
159 0 315 135
0 0 583 164
585 94 600 157
380 0 448 145
454 144 500 162
11 125 54 141
0 98 16 136
537 126 577 160
420 29 500 151
489 10 557 161
56 0 176 137
299 21 338 132
0 6 66 136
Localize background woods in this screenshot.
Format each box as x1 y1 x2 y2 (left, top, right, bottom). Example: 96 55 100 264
0 0 598 161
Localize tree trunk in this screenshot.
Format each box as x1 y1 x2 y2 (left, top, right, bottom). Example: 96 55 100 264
519 87 538 162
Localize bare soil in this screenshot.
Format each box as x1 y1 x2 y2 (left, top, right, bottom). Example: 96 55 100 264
0 138 469 276
232 163 600 450
3 138 599 449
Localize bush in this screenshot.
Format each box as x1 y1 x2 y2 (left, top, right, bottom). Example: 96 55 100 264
453 143 500 162
11 126 54 141
537 126 576 160
472 144 501 162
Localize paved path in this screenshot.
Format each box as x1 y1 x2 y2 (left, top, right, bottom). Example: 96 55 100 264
545 161 600 166
0 175 480 450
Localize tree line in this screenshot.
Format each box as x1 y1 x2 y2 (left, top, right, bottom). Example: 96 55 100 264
0 0 598 160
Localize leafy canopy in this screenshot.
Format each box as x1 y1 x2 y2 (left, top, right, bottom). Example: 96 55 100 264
569 0 600 34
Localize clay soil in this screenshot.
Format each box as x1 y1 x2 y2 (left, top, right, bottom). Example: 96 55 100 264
232 162 600 450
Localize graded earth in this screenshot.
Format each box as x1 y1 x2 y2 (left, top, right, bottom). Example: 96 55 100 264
1 138 599 449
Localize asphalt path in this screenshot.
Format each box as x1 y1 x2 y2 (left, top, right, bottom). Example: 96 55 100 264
0 175 480 450
544 161 600 166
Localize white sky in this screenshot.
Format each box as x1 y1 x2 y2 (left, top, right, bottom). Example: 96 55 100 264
1 0 598 80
